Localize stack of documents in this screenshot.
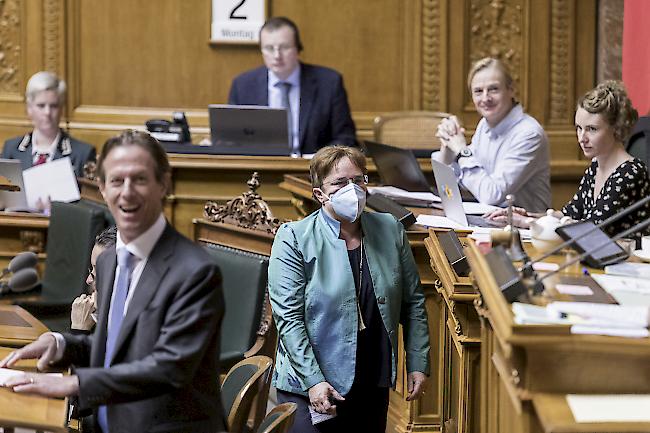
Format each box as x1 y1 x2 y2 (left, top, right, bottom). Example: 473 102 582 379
367 186 440 206
415 214 531 239
591 274 650 307
512 301 650 338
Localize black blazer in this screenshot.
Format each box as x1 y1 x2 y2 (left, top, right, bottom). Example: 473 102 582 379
228 62 357 154
1 131 96 177
60 224 226 433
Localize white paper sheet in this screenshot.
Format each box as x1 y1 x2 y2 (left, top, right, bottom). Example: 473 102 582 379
570 325 649 338
22 157 80 208
416 214 531 238
368 186 440 203
547 301 650 328
461 201 501 215
567 394 650 422
0 367 23 384
555 284 594 296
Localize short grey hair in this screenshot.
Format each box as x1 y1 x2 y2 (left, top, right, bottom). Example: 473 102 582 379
25 71 66 104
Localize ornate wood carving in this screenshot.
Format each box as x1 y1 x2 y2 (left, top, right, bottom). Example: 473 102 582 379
422 0 442 110
0 0 22 94
204 172 282 234
549 0 571 124
468 0 524 90
43 0 62 73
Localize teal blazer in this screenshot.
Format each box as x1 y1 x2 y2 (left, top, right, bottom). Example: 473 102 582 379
268 210 430 396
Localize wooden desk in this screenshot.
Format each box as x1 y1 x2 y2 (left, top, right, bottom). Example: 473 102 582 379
0 305 48 347
0 346 68 432
0 211 48 272
465 240 650 433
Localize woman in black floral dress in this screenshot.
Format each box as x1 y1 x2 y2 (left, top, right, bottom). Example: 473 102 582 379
486 81 650 242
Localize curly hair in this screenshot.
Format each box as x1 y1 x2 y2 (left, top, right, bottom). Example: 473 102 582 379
577 80 638 142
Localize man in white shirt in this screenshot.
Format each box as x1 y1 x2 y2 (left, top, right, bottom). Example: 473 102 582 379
433 57 551 212
1 130 226 433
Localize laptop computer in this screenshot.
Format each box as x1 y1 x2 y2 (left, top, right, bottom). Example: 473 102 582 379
430 159 501 228
364 141 434 192
208 104 291 156
0 159 29 211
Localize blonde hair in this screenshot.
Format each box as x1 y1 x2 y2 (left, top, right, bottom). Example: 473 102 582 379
25 71 66 104
467 57 514 91
309 145 366 188
578 80 638 142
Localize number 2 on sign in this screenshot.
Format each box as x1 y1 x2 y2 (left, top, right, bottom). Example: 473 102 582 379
230 0 247 20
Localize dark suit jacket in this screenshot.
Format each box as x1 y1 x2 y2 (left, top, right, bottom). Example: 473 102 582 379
60 224 226 433
228 62 357 154
1 130 96 177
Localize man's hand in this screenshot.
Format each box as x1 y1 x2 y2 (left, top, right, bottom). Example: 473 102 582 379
308 381 345 415
3 373 79 398
406 371 427 401
0 333 58 371
483 207 534 228
436 116 468 156
71 293 96 331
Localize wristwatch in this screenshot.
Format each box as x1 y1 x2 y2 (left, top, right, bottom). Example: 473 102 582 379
457 147 472 159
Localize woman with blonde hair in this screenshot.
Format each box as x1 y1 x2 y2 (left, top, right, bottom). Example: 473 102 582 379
1 71 95 177
487 80 650 243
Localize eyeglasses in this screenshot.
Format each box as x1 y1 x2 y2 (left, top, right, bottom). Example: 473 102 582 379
321 174 368 189
261 44 296 55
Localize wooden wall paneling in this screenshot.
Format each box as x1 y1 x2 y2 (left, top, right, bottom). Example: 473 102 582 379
0 0 29 122
421 0 447 111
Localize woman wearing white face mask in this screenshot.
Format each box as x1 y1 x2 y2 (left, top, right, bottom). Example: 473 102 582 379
268 145 431 433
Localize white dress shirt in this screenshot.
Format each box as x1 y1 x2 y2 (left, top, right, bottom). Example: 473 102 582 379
432 104 551 212
52 214 167 358
268 66 301 154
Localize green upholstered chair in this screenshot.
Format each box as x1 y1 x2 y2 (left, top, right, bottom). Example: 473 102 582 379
221 355 273 433
15 200 106 331
202 243 271 370
256 403 297 433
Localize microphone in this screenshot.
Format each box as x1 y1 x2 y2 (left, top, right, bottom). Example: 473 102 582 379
0 252 38 279
0 268 40 294
487 213 650 303
521 194 650 273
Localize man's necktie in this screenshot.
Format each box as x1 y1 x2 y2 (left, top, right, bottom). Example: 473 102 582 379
98 248 136 433
34 153 48 166
277 81 295 152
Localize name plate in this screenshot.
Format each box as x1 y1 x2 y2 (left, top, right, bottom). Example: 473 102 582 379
211 0 267 44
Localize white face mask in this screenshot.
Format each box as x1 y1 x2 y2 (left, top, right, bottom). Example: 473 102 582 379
323 183 366 222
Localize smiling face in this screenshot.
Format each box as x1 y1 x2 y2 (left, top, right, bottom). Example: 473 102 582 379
470 66 515 127
260 25 300 80
26 90 62 136
99 145 169 244
574 107 618 159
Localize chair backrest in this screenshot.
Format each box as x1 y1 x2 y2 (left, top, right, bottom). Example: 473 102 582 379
41 201 106 303
221 355 273 433
373 111 452 156
203 243 269 369
256 403 297 433
627 116 650 175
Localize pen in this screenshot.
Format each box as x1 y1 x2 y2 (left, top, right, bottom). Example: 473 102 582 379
582 267 590 276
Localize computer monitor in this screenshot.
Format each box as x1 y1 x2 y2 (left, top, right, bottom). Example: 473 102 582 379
208 104 291 156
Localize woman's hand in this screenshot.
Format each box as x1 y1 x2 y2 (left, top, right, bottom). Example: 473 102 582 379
308 381 345 415
406 371 427 401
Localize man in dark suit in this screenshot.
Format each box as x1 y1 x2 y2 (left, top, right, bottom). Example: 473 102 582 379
228 16 356 155
1 130 226 433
